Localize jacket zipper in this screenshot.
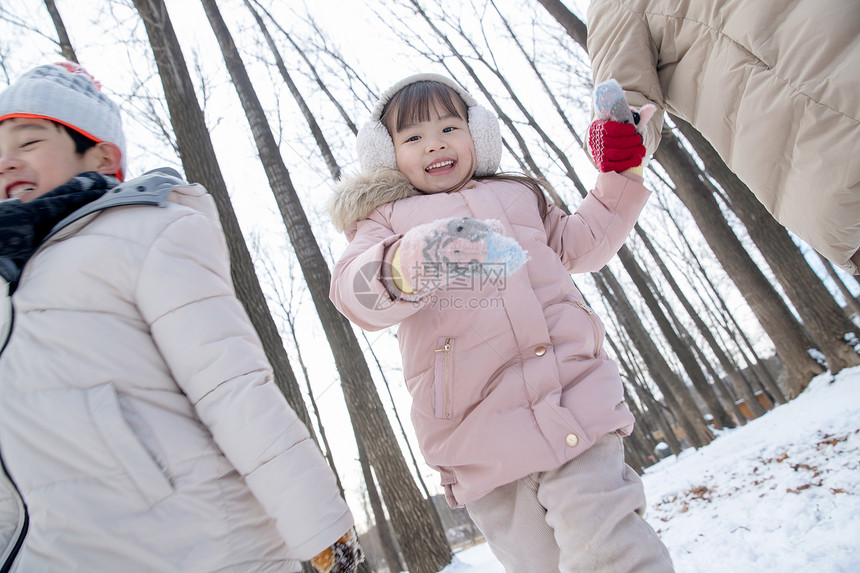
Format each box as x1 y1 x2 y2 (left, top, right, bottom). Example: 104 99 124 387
434 337 454 419
0 295 12 356
0 448 28 573
573 300 603 358
1 292 29 571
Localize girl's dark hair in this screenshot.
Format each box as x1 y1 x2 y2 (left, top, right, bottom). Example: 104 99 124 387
380 81 466 134
382 80 550 219
61 124 98 155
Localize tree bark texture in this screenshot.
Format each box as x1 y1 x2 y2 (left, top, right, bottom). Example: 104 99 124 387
534 0 589 51
596 269 714 448
634 225 761 420
539 0 829 398
654 127 825 397
605 330 683 455
672 117 860 375
814 252 860 318
616 245 735 429
43 0 77 63
355 430 403 573
244 0 341 180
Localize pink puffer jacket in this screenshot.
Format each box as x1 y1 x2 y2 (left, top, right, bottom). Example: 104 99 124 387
330 169 649 507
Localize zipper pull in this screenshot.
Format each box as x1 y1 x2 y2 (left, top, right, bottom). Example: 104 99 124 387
575 300 592 314
435 338 453 352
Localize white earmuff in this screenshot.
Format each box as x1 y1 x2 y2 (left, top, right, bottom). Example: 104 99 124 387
356 73 502 177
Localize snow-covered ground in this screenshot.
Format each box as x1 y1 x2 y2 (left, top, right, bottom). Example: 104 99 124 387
442 365 860 572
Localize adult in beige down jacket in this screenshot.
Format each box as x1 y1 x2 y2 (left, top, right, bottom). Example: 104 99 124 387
588 0 860 273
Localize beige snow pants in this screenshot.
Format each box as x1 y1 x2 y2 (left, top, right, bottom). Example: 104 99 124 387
466 433 674 572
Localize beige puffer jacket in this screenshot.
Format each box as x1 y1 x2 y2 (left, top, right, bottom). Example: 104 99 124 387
587 0 860 273
0 169 352 572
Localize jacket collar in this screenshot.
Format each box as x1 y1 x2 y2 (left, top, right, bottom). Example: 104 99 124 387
0 168 188 287
327 168 417 233
46 167 187 242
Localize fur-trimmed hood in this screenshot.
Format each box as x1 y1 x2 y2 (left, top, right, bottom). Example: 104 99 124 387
328 168 418 234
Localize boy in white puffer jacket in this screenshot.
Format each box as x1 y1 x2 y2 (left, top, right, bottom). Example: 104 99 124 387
0 62 361 573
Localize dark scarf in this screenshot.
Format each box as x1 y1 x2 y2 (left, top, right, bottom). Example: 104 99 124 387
1 172 117 287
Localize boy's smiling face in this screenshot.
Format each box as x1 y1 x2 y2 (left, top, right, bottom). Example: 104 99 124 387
0 117 108 202
390 98 477 195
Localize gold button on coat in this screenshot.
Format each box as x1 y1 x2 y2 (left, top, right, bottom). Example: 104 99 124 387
534 345 547 356
565 433 579 447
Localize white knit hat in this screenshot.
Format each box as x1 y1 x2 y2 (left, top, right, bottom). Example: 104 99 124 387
0 62 126 180
356 73 502 177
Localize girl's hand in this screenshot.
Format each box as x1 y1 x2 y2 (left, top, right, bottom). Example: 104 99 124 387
589 79 657 174
393 216 527 294
587 119 646 173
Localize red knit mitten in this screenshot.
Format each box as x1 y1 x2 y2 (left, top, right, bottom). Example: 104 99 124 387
588 79 657 174
587 119 646 173
310 528 364 573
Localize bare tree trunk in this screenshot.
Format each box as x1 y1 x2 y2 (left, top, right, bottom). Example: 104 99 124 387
542 0 831 396
634 225 757 422
621 349 684 455
815 252 860 318
355 430 404 573
435 12 590 198
360 334 437 502
43 0 77 63
131 0 314 429
361 332 452 558
661 203 782 409
645 258 743 425
199 2 451 570
595 270 714 448
286 315 345 492
490 0 585 148
249 0 360 136
534 0 588 49
246 3 413 559
608 333 679 454
416 1 741 431
252 0 448 556
252 2 449 558
616 245 735 429
673 116 860 374
622 385 659 456
538 0 818 397
602 297 685 455
244 0 341 180
654 127 824 397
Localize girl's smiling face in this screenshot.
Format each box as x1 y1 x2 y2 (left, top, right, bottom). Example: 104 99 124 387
383 84 477 194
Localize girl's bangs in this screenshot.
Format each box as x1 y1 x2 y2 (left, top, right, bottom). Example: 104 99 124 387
382 82 466 132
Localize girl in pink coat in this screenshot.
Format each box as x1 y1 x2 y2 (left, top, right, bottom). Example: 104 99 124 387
329 74 673 572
